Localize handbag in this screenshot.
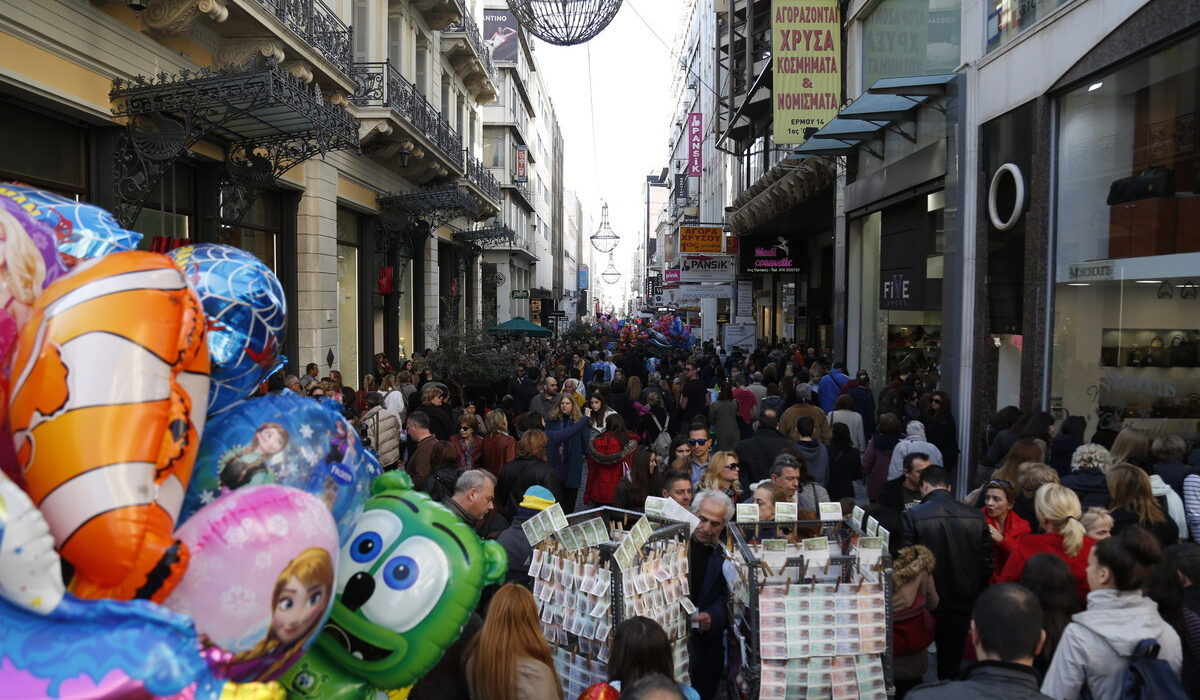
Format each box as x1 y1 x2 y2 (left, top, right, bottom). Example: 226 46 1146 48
892 589 936 656
1107 165 1175 205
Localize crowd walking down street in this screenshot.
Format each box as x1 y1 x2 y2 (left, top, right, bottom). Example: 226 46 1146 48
320 336 1200 700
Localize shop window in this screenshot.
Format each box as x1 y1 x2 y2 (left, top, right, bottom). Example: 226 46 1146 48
0 103 86 197
1051 34 1200 437
861 0 961 89
220 190 281 272
132 163 195 250
337 208 360 387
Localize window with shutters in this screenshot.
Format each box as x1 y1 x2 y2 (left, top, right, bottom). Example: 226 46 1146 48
387 14 404 69
352 0 369 63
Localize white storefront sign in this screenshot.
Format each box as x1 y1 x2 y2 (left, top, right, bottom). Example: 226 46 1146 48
680 255 735 283
667 284 734 304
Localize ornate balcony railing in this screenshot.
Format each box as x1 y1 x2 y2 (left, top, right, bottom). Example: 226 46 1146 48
350 61 464 164
444 10 496 82
463 150 501 202
252 0 354 76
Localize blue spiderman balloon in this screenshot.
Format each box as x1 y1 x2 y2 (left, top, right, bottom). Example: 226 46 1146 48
167 244 287 415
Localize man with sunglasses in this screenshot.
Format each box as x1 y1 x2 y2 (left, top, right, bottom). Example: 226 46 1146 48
686 424 713 487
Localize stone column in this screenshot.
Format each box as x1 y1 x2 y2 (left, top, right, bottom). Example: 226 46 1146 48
423 233 440 349
296 160 339 372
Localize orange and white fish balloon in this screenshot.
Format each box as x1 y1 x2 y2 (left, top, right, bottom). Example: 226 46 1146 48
8 251 209 602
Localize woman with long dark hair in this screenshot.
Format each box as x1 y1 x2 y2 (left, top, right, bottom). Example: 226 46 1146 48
1042 528 1182 698
863 413 903 502
614 448 661 513
605 616 700 699
464 584 562 700
923 390 959 474
1019 552 1081 675
584 413 638 507
707 382 741 451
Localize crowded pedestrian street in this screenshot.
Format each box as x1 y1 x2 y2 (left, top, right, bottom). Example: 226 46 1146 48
0 0 1198 698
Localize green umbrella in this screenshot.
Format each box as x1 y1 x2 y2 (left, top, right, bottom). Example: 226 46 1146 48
487 316 552 337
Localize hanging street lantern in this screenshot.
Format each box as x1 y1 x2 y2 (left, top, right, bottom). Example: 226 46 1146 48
506 0 624 47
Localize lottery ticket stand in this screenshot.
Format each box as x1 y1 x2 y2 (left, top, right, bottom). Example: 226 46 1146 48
723 515 894 700
523 505 694 699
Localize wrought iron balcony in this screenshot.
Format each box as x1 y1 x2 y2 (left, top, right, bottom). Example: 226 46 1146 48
251 0 354 77
443 11 496 82
503 175 533 209
463 150 501 204
350 61 464 164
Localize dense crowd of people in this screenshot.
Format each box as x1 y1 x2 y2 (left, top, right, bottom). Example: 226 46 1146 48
272 339 1200 699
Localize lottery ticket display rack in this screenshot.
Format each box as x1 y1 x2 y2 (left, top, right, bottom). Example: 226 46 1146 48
525 505 693 700
724 518 894 700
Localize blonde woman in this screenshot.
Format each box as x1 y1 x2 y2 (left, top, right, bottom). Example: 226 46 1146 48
997 483 1095 604
698 450 741 501
0 204 48 329
1080 506 1113 540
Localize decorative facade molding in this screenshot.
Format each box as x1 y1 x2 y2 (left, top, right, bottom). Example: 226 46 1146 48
281 60 314 84
142 0 228 35
214 39 285 68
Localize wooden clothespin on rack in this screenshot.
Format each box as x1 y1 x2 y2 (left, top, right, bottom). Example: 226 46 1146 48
856 575 868 593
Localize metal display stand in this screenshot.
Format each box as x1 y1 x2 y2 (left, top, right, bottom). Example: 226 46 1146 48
723 518 894 699
532 506 692 699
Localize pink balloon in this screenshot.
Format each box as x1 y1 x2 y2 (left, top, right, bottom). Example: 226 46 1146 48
163 486 339 682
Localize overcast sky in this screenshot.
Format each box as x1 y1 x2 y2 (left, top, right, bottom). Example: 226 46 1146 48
535 0 687 311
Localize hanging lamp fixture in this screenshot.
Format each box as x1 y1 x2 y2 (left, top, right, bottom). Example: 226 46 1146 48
506 0 624 47
601 253 621 285
590 201 619 254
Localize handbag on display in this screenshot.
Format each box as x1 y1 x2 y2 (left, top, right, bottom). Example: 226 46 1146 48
1106 165 1175 205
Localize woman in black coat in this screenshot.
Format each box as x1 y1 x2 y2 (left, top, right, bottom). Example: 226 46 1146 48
922 390 959 475
827 423 862 501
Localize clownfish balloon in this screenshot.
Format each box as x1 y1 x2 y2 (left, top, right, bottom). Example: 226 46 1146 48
8 251 210 602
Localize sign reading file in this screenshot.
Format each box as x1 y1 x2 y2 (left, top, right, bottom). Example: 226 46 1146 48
678 225 723 253
771 0 841 145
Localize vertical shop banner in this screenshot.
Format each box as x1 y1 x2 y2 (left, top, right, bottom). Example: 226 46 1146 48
577 264 589 290
771 0 841 144
483 10 520 64
736 279 754 318
687 113 703 177
674 172 689 206
515 145 528 182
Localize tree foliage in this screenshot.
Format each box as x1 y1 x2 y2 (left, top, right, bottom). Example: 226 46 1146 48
422 321 520 401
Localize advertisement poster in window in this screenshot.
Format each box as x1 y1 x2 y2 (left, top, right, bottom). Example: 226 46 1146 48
771 0 841 144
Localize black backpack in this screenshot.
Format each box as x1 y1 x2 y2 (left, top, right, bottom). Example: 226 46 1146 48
1083 638 1187 700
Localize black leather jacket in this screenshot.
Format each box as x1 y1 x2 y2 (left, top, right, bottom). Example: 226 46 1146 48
908 661 1053 700
902 489 993 607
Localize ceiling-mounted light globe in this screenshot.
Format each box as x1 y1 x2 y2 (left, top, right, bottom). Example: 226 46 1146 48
601 255 621 285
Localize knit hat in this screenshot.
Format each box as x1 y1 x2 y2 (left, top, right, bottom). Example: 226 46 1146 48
519 485 556 511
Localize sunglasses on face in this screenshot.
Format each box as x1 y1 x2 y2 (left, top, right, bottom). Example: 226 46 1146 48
688 438 708 446
986 479 1012 488
724 463 740 469
459 426 472 432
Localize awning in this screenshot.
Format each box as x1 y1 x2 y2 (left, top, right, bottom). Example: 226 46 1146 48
110 61 359 227
379 186 479 231
488 317 551 337
787 73 958 162
727 156 837 234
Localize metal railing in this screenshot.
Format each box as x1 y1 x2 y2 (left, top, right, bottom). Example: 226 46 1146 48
444 9 497 82
463 150 501 202
349 61 464 163
253 0 354 76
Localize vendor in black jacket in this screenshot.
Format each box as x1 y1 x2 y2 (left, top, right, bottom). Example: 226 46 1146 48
689 489 733 700
902 465 993 681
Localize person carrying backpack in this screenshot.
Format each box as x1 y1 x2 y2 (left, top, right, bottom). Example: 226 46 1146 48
1042 526 1185 699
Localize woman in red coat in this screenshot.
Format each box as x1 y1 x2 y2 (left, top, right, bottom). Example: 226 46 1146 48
997 483 1096 605
584 413 639 507
981 478 1030 584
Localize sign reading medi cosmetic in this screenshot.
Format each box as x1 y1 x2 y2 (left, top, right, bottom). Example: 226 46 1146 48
741 233 802 273
772 0 841 144
680 255 735 283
